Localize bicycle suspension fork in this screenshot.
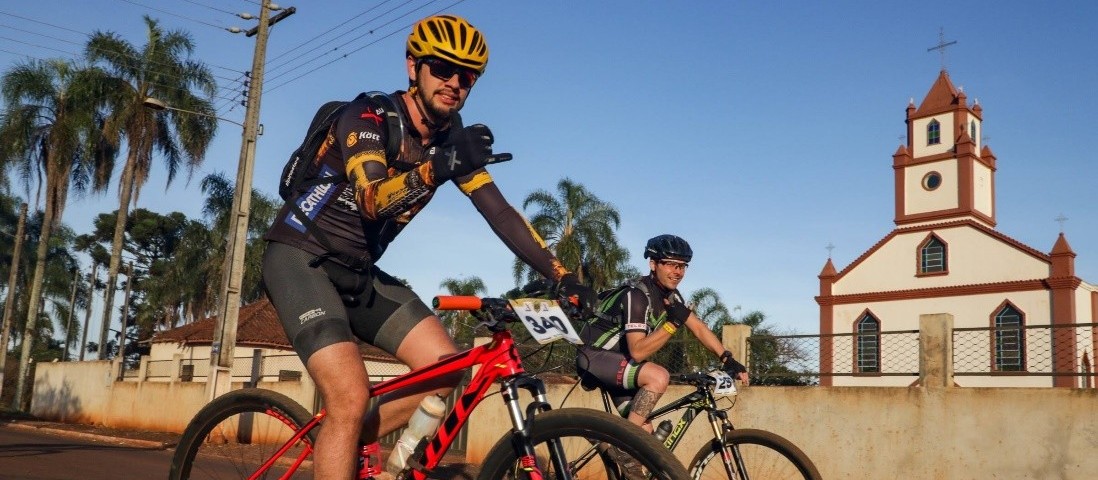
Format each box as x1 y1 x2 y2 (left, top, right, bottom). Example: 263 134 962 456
500 374 572 480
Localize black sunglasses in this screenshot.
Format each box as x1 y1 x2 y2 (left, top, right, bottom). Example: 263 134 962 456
420 57 479 89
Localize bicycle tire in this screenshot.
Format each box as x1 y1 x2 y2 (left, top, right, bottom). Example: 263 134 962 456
479 408 689 480
169 388 318 480
688 428 821 480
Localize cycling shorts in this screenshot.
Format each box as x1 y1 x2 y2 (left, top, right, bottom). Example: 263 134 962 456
576 346 646 416
262 241 433 364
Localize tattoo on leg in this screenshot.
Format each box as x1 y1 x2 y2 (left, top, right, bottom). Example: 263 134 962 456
630 388 663 418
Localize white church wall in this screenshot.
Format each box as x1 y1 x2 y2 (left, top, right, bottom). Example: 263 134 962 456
835 226 1049 293
911 113 954 157
905 159 958 214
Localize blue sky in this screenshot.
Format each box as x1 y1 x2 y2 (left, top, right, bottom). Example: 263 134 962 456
2 1 1096 345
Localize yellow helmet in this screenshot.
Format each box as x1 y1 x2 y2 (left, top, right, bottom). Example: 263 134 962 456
406 15 489 74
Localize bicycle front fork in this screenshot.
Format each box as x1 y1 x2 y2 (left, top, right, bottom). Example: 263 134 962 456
500 375 570 479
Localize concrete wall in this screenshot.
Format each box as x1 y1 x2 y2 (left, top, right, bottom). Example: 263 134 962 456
31 359 1098 479
465 383 1098 480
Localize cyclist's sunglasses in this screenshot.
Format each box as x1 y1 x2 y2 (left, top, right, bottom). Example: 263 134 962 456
420 57 479 89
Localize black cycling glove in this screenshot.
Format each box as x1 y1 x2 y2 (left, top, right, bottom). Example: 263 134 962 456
665 291 691 328
429 124 512 183
557 273 597 317
720 351 748 376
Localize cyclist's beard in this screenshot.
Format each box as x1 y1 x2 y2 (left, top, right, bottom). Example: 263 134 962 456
413 82 460 129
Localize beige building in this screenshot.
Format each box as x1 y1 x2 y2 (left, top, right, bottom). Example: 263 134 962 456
147 298 408 383
816 71 1097 388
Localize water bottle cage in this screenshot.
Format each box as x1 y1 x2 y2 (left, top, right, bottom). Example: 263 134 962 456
402 437 430 474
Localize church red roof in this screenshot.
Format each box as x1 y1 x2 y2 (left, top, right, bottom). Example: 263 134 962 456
913 70 962 117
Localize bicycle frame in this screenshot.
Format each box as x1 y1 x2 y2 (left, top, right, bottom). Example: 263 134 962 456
250 327 557 480
592 377 746 479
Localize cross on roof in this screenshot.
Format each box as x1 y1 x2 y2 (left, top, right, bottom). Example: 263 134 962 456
1055 213 1068 232
826 242 835 258
927 27 957 71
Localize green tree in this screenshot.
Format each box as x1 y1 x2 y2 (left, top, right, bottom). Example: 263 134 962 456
0 58 113 407
741 311 815 386
438 276 487 349
514 178 631 291
85 15 218 359
194 172 278 309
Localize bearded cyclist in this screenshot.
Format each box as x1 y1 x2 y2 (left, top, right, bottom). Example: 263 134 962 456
262 14 595 480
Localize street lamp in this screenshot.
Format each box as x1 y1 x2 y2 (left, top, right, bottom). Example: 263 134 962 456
142 98 260 133
143 0 287 401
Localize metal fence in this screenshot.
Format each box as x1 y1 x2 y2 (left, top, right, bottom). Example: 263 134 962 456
746 329 921 385
953 322 1097 376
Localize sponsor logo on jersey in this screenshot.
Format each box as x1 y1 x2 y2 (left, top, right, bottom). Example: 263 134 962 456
357 131 381 142
625 321 647 331
360 108 384 126
285 165 339 233
346 132 358 148
299 308 326 324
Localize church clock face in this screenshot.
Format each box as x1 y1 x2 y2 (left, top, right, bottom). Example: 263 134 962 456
922 171 942 191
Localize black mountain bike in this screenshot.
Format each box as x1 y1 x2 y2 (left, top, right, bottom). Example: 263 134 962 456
579 368 821 480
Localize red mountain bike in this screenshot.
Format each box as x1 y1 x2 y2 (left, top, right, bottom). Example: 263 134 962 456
168 286 689 479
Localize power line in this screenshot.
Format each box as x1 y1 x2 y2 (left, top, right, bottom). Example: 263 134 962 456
0 11 245 81
114 0 233 32
267 0 468 92
264 0 406 71
181 0 243 17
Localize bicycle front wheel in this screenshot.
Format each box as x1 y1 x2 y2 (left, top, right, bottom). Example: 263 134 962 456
688 428 820 480
478 408 689 480
169 388 318 480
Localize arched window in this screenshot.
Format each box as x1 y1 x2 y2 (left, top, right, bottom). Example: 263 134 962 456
927 120 941 145
856 314 880 373
993 304 1025 372
970 120 977 144
920 236 947 274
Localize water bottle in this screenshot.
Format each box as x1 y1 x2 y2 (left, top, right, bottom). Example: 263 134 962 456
653 420 673 444
385 394 446 475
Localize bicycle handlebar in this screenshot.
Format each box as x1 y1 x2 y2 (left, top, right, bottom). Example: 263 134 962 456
433 295 483 310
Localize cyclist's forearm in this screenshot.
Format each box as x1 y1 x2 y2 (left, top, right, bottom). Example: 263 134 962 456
469 183 568 280
685 315 726 357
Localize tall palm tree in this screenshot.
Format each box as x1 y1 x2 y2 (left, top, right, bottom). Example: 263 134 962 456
438 276 487 349
196 172 278 306
85 15 218 358
514 178 628 291
0 58 113 407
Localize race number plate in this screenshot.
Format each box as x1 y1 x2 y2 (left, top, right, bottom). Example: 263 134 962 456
708 370 737 397
508 299 583 345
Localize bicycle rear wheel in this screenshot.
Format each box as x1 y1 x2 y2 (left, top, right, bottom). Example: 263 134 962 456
478 408 689 480
688 428 820 480
169 388 318 480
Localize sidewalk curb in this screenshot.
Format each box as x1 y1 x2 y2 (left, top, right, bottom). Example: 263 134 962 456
2 422 173 449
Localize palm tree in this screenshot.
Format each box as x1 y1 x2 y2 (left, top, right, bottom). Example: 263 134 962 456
0 58 113 407
84 15 218 358
514 178 629 291
438 276 487 349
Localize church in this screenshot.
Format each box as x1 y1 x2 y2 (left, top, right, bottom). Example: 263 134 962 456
815 70 1097 388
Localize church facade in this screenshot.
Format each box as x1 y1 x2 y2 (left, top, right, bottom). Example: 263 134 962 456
815 71 1097 388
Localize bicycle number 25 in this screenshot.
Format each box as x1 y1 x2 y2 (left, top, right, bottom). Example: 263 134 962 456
508 299 584 345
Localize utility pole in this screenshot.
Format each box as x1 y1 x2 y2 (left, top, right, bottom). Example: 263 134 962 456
207 0 293 400
78 262 98 362
62 268 79 361
0 203 28 397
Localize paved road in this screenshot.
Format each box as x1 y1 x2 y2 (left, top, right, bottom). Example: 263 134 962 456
0 421 478 479
0 423 175 479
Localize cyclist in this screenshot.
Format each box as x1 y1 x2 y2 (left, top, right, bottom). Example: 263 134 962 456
577 234 749 433
262 14 594 480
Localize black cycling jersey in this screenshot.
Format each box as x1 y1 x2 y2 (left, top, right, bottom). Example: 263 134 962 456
579 275 676 355
264 90 566 280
